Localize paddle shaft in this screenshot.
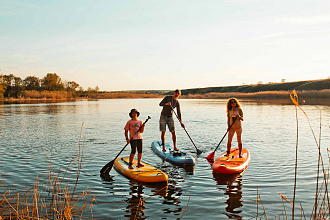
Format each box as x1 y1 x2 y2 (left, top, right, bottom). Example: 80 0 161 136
212 117 238 154
171 106 201 154
100 116 151 174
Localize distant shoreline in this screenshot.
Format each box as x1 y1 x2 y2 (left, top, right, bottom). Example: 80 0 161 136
1 89 329 101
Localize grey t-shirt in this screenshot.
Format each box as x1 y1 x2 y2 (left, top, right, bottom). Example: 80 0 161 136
159 96 182 121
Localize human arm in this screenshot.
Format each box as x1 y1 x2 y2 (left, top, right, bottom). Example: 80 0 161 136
238 108 244 121
139 121 145 133
124 130 130 144
159 96 171 106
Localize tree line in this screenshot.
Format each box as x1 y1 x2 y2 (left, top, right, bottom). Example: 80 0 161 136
0 73 98 98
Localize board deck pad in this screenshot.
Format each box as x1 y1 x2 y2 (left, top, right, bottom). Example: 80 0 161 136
151 141 195 166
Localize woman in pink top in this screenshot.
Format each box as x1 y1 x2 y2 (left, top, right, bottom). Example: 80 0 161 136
226 98 244 158
124 109 145 169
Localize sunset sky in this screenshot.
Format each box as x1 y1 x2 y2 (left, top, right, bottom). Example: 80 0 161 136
1 0 330 91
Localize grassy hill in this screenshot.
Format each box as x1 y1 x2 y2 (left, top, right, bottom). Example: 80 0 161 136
178 79 330 95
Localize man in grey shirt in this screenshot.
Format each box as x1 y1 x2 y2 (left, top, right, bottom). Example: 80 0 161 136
159 89 185 151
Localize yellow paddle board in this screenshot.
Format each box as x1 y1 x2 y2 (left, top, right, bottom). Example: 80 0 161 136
113 157 168 183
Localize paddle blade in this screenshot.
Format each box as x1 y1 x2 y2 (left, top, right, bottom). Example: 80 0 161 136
206 152 215 160
197 149 203 155
100 160 114 174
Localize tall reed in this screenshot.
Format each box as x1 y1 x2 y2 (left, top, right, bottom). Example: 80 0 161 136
21 90 74 99
255 90 329 219
0 123 95 219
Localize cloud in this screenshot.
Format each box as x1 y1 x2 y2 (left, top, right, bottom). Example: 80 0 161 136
277 15 330 25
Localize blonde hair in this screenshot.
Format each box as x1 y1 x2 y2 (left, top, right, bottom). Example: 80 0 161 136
226 98 241 113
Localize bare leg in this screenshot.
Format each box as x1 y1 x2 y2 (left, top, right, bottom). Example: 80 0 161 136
129 153 134 169
161 132 166 151
137 153 144 167
237 131 242 158
171 131 179 151
226 130 234 156
238 143 242 158
226 142 231 156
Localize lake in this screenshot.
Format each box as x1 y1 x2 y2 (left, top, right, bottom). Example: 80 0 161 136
0 98 329 219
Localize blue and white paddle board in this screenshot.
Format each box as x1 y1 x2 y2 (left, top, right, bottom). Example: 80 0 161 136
151 141 195 166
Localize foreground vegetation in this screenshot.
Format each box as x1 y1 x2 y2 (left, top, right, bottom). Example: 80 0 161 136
255 91 330 219
0 126 96 219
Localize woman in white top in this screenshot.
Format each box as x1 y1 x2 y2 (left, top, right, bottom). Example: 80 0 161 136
226 98 244 158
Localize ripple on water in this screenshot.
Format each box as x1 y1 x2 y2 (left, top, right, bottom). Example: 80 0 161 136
1 99 329 219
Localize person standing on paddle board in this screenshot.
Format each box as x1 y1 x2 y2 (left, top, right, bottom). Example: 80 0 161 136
159 89 185 152
124 109 145 169
226 98 244 158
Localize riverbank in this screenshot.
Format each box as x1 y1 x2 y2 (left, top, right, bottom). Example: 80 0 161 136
1 89 329 103
1 78 329 101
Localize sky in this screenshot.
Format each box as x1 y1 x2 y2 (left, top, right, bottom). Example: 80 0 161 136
1 0 330 91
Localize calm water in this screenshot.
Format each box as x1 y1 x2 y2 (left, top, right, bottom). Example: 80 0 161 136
0 98 329 219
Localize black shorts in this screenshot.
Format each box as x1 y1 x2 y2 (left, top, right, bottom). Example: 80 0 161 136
130 139 143 154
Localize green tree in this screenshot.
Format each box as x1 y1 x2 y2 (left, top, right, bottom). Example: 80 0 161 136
24 76 41 91
3 74 23 97
41 73 64 91
13 76 23 97
66 81 79 91
0 75 8 98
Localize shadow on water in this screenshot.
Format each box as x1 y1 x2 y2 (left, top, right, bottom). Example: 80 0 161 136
212 172 244 219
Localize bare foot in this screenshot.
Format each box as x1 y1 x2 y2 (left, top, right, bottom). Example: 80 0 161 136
239 154 242 158
174 148 180 151
128 165 133 169
137 163 144 167
162 148 166 151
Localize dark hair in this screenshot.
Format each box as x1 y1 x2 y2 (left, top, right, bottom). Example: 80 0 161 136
129 109 140 118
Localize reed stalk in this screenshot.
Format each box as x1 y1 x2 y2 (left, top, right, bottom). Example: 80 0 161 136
0 123 95 219
255 90 329 219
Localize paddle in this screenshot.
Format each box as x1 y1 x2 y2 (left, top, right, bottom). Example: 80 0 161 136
100 116 151 174
206 117 237 160
171 107 202 155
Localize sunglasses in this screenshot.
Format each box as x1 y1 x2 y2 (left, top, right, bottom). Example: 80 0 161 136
230 101 236 104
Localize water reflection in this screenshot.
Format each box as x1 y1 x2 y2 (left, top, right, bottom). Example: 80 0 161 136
113 164 191 218
213 172 244 219
124 180 168 220
125 184 146 219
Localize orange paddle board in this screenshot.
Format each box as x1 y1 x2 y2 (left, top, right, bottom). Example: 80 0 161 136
212 148 250 174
